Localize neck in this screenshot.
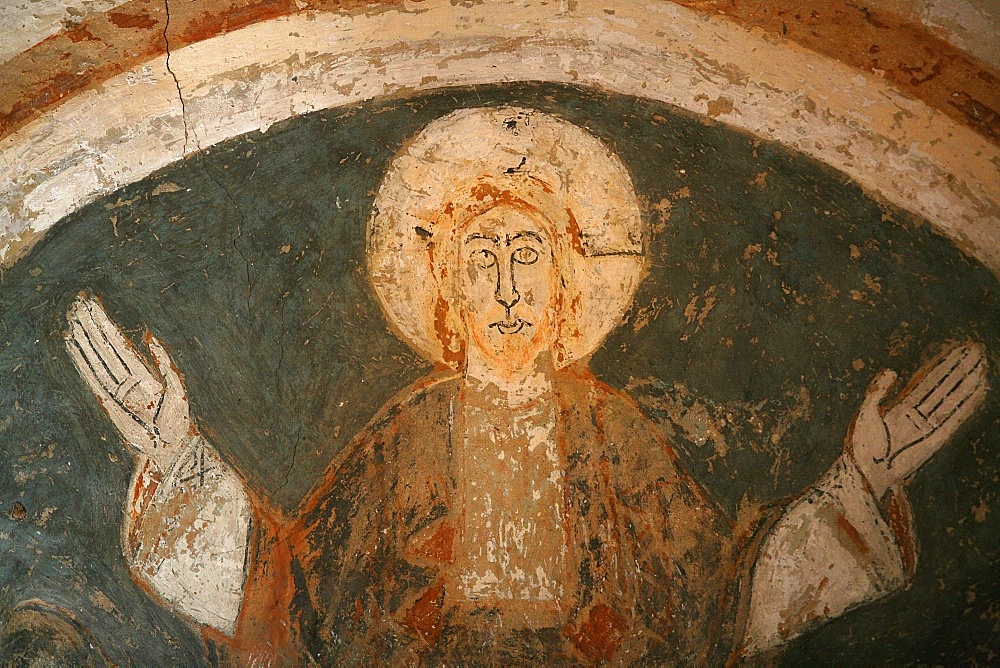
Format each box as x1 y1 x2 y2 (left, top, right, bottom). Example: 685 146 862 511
463 345 554 406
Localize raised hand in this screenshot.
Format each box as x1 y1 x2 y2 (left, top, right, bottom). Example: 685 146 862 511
65 295 193 471
850 341 989 500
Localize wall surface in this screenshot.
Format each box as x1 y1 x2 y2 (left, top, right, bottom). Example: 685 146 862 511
0 1 997 664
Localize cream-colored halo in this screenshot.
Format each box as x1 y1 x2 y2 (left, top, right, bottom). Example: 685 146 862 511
367 106 645 369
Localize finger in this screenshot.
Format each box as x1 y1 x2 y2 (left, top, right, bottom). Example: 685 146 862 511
67 316 120 393
77 298 166 415
68 312 157 425
65 333 112 401
916 344 984 419
82 297 150 380
896 343 969 410
147 334 190 440
889 370 988 480
90 300 149 379
146 334 175 418
924 355 988 429
65 335 151 448
861 368 898 414
146 334 182 390
75 299 132 381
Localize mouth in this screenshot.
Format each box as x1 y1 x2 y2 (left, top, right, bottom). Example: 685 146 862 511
489 318 532 335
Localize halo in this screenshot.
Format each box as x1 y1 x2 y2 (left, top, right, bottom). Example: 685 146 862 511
367 106 645 369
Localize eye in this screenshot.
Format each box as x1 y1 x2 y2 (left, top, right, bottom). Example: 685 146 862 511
512 246 539 265
470 249 497 269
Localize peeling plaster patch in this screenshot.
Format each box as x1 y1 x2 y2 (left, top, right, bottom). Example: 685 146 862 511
0 226 46 269
921 0 1000 68
706 95 736 118
34 506 58 527
10 502 27 521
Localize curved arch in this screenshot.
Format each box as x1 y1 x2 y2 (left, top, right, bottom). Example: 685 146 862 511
1 0 997 272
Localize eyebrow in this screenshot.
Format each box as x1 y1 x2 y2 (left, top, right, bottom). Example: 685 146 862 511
465 233 500 244
507 231 543 245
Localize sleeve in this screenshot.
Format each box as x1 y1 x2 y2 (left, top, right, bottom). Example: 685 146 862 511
203 497 298 665
616 466 758 665
124 435 253 637
742 453 917 655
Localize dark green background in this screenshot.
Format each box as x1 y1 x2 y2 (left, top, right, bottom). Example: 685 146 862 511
1 82 997 664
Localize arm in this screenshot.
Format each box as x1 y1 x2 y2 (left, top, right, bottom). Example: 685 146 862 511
743 341 988 654
65 296 251 635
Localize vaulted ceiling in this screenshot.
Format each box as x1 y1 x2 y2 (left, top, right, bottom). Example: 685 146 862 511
1 0 997 273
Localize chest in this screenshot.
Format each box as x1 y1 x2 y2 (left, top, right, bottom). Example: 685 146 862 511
447 399 569 621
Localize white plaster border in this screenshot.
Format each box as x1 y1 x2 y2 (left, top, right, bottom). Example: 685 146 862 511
2 0 998 273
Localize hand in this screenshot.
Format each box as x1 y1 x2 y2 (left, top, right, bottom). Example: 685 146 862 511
849 341 989 500
65 295 194 471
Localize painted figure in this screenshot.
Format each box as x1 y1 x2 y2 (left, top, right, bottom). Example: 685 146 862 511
65 108 988 664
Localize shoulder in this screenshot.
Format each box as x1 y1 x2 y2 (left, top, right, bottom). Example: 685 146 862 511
394 371 462 418
553 365 652 418
554 367 667 443
336 370 461 458
294 372 459 516
553 367 681 475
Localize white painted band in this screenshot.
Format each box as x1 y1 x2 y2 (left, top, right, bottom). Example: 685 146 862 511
2 0 998 273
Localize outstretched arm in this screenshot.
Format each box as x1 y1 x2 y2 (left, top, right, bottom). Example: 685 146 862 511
65 295 252 635
744 341 988 654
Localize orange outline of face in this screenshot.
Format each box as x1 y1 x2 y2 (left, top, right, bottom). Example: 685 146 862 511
457 205 559 376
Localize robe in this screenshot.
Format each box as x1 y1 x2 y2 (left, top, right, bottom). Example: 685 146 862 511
213 369 777 665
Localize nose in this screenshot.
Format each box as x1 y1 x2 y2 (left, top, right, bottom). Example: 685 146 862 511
495 255 521 310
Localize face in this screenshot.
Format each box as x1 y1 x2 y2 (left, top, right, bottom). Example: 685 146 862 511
458 206 557 374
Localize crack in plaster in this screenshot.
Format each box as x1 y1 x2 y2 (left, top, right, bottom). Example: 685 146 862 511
162 0 189 156
275 295 295 491
277 422 303 496
202 158 254 321
162 0 254 316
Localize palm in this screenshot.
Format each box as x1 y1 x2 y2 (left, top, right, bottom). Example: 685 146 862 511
65 295 192 469
851 341 988 499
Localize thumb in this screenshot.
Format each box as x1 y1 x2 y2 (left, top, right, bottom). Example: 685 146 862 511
146 332 182 391
145 333 191 445
860 368 898 415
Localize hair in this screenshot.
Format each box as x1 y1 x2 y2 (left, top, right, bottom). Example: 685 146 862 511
426 174 586 369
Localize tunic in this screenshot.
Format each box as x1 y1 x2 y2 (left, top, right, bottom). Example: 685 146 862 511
216 369 774 665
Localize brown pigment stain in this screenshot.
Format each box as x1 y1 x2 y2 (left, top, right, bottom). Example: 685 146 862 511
178 1 294 44
564 602 627 661
404 521 455 563
433 292 463 367
776 576 828 638
64 24 100 43
399 578 445 644
706 95 735 118
884 491 917 575
563 208 586 257
468 181 541 216
107 11 159 30
835 512 870 557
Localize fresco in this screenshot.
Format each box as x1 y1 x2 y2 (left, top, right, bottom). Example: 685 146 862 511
1 83 997 664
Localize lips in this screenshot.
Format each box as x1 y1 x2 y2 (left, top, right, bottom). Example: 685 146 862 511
490 318 532 335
